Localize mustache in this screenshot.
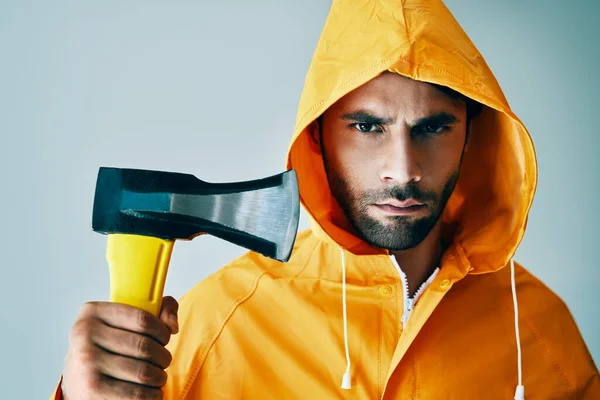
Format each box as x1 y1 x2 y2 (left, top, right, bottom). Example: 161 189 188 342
361 184 437 204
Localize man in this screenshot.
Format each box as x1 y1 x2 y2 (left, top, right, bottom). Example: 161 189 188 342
53 0 599 399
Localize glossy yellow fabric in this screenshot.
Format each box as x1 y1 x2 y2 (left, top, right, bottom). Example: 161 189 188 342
51 0 599 398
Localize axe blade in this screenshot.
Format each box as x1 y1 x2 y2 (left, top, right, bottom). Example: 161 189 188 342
92 167 300 262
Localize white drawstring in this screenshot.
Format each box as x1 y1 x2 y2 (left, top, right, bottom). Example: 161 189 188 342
337 250 523 397
340 249 352 390
510 258 525 400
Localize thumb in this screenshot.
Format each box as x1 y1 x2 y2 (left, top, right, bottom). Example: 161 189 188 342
159 295 179 335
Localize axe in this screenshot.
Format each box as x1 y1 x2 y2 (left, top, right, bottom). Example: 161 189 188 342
91 167 300 317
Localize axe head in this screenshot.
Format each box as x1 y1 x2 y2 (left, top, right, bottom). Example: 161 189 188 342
92 167 300 262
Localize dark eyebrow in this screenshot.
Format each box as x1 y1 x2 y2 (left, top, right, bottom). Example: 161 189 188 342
341 110 394 125
414 112 460 127
340 110 460 127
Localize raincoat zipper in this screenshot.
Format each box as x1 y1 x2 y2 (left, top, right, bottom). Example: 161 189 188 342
390 256 440 328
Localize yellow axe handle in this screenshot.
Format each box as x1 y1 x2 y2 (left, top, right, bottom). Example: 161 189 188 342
106 233 174 317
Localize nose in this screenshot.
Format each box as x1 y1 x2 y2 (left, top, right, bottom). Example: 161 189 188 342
378 135 422 184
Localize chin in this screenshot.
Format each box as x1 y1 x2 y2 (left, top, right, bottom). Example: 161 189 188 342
353 213 437 250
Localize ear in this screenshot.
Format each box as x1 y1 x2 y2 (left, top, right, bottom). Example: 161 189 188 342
307 119 321 145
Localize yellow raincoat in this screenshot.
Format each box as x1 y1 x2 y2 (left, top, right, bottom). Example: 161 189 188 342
52 0 599 398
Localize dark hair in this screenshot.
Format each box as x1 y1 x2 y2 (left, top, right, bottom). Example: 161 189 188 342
431 83 483 122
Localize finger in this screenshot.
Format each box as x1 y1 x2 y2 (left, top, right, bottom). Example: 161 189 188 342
159 296 179 335
90 321 173 369
97 374 163 400
80 302 171 346
95 346 168 388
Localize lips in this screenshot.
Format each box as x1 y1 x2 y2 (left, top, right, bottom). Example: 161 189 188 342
373 199 426 216
377 198 424 208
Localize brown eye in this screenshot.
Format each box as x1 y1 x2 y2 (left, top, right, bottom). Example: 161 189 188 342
416 124 450 136
425 125 443 133
353 123 380 133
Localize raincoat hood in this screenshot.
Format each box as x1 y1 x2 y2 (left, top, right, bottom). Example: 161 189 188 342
286 0 537 274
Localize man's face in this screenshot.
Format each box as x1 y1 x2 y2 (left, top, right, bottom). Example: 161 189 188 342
318 72 469 251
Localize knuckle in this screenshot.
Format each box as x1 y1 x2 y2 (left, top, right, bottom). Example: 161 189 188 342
76 302 92 317
70 319 93 340
137 337 153 359
131 385 148 400
82 370 101 391
77 346 98 367
76 301 98 319
136 310 153 332
131 386 162 400
137 363 157 385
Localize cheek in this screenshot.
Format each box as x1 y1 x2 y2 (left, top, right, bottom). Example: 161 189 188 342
418 137 464 181
327 134 378 182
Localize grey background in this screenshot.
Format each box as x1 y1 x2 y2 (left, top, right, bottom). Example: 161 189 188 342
1 0 598 398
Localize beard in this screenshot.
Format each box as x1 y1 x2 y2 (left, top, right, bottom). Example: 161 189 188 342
323 161 459 251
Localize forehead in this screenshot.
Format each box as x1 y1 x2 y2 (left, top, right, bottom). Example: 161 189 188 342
328 72 464 113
